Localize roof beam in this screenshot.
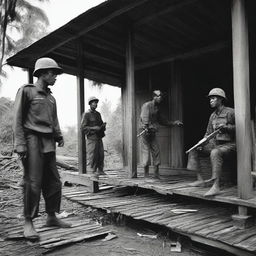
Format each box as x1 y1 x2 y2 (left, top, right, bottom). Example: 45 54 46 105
135 41 230 70
135 0 199 26
42 0 150 57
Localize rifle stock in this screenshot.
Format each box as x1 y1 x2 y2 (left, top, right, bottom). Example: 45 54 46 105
185 126 223 154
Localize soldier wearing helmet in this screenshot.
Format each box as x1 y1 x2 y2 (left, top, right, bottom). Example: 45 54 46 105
187 88 236 196
139 90 183 179
81 96 106 177
13 57 70 241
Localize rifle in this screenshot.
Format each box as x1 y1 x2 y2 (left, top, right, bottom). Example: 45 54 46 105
137 128 148 138
185 125 224 154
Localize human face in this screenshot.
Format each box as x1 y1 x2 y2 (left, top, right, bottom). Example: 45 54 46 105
209 96 222 108
43 70 58 86
90 100 98 110
154 95 162 104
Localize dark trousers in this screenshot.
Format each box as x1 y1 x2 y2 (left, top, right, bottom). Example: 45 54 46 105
141 134 160 167
187 141 236 179
22 133 61 219
86 138 104 173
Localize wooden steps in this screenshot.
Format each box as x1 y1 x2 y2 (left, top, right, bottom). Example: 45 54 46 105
62 186 256 256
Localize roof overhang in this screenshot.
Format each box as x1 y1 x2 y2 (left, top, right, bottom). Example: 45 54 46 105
6 0 256 87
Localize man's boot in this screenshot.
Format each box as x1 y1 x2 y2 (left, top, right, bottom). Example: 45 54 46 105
144 166 149 178
153 165 160 179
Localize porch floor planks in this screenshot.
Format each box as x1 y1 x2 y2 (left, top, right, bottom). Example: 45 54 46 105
62 187 256 254
86 169 256 209
5 215 110 251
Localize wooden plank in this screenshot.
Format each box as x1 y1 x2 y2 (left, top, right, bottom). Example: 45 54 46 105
210 226 238 240
188 218 231 234
196 220 233 237
235 235 256 252
136 41 228 70
135 0 199 26
188 233 255 256
223 227 256 245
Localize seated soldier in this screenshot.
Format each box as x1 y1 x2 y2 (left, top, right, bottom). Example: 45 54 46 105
187 88 236 196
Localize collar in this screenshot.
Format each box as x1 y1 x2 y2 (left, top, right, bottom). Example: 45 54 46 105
89 108 96 113
215 105 225 115
34 84 52 95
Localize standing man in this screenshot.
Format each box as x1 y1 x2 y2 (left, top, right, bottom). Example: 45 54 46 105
13 57 70 241
81 96 106 178
140 90 182 179
187 88 236 196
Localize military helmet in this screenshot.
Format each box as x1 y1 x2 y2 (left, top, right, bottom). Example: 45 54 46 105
207 88 227 100
88 96 99 105
33 57 63 77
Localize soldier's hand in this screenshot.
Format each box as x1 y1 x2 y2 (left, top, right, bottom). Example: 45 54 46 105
217 124 226 133
58 138 64 147
173 120 183 126
18 151 27 159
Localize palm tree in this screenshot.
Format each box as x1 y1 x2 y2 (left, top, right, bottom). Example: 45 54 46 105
0 0 49 84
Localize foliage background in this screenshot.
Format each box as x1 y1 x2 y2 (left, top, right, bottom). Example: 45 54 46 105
0 96 123 168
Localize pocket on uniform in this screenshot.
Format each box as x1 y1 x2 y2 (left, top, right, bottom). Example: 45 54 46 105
31 98 45 116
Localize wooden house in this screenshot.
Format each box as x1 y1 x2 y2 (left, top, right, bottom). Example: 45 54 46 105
7 0 256 240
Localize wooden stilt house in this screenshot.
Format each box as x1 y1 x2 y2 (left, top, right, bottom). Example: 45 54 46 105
7 0 256 247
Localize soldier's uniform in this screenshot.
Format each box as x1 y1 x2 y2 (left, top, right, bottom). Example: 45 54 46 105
13 84 63 219
187 106 236 180
81 108 105 174
140 100 170 171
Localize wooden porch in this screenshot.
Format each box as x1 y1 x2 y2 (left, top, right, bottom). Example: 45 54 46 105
60 168 256 210
61 182 256 256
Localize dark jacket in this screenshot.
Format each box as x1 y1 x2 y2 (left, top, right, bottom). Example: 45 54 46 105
205 106 235 142
140 100 170 131
81 109 105 140
13 84 62 152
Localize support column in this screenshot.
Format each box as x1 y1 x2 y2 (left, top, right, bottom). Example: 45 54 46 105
76 39 86 175
231 0 253 228
231 0 252 199
126 27 137 178
169 61 184 168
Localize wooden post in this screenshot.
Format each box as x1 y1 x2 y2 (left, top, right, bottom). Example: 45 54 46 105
231 0 253 199
231 0 253 228
121 87 128 167
126 26 137 178
169 61 184 168
76 39 87 175
27 68 33 84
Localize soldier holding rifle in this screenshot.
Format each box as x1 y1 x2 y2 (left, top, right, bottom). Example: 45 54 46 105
139 90 182 179
187 88 236 196
81 96 106 178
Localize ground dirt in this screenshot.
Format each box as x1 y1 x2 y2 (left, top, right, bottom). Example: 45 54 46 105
0 156 233 256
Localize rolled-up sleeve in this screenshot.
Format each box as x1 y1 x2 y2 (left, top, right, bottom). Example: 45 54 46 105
13 87 27 152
